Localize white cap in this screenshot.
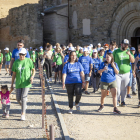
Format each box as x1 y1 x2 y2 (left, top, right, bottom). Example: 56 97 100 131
100 47 104 50
40 48 43 50
19 48 27 54
67 46 69 48
83 48 88 52
32 51 35 53
89 44 93 47
54 46 56 49
98 43 101 46
93 49 97 53
4 47 9 51
69 47 75 51
30 47 32 49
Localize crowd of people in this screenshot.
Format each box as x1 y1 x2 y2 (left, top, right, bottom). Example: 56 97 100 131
0 38 140 119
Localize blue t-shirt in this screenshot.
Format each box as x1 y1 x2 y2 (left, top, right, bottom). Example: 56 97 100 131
62 62 84 84
78 55 93 74
12 48 30 60
92 58 102 73
103 49 113 58
99 62 119 83
64 54 69 63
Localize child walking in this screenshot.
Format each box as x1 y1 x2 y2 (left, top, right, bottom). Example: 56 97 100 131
0 85 13 118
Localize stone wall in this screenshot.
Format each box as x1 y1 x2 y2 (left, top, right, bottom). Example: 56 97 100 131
0 0 39 19
0 3 43 53
69 0 140 46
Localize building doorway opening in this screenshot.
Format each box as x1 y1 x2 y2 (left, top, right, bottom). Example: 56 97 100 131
131 28 140 51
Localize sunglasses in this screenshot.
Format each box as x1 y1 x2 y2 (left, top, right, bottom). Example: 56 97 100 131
19 54 25 56
18 45 23 46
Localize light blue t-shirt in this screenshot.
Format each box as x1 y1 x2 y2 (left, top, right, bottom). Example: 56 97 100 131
12 48 30 60
78 55 93 74
92 58 102 73
62 62 84 84
99 62 119 83
64 54 69 63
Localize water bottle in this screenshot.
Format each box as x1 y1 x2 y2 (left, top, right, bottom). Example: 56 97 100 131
105 63 108 72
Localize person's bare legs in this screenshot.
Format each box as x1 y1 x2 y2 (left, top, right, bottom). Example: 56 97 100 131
85 81 89 91
101 89 107 105
0 64 2 74
110 88 117 107
5 65 8 73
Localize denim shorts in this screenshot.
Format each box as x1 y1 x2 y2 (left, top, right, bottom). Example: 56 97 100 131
128 72 132 87
55 64 62 72
5 61 10 65
85 74 90 81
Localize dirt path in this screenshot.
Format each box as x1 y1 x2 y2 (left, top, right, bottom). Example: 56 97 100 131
0 69 63 140
50 80 140 140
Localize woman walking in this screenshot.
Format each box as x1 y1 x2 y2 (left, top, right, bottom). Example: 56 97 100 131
11 48 35 120
97 52 121 114
62 51 85 114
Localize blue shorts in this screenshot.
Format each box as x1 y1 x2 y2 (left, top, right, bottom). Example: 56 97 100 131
85 74 90 82
55 64 62 72
5 61 10 65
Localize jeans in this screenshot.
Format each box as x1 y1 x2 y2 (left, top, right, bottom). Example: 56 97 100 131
66 83 82 108
44 59 52 79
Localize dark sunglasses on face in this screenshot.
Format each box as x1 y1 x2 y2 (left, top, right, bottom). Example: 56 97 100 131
19 53 25 56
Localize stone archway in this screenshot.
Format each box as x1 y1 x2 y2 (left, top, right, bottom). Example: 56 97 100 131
110 0 140 45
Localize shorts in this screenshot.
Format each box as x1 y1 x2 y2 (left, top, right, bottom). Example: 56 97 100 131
5 61 10 65
85 74 90 82
101 80 117 90
55 64 62 72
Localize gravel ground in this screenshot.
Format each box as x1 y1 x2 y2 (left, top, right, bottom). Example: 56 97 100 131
0 69 63 140
50 80 140 140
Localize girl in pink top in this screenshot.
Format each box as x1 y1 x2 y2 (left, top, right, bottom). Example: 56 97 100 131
0 85 13 118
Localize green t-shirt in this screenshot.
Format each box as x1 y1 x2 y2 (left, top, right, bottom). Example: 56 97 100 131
31 54 36 62
54 53 62 65
39 52 44 55
99 56 103 61
76 51 79 57
113 48 134 74
35 51 38 58
5 52 12 61
78 53 83 58
90 51 93 57
0 53 3 63
12 58 34 89
29 50 32 56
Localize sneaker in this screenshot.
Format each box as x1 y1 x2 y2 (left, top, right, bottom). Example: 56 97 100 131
127 94 132 98
81 88 85 92
5 114 9 118
2 113 6 118
21 115 26 121
68 109 73 114
75 104 80 111
47 79 49 82
5 73 8 75
85 91 90 95
138 102 140 108
132 91 137 96
121 101 126 107
98 105 104 112
59 82 62 84
113 107 121 114
54 81 56 84
89 85 92 88
117 101 120 107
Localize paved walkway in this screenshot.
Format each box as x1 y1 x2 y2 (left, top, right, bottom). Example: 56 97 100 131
50 79 140 140
0 69 63 140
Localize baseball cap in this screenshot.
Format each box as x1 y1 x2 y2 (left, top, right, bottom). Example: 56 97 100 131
32 51 35 53
30 47 32 49
39 46 43 49
83 48 88 52
19 48 27 54
40 48 43 50
100 47 104 50
93 49 97 53
122 39 129 45
98 43 101 46
130 47 135 51
4 47 9 51
69 47 75 51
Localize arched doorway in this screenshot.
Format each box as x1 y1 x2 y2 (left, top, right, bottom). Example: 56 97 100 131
131 28 140 51
110 0 140 47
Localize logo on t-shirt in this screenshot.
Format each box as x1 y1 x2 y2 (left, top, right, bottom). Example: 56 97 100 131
18 64 25 78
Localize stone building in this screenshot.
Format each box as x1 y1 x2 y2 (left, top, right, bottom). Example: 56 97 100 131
1 0 140 52
69 0 140 49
